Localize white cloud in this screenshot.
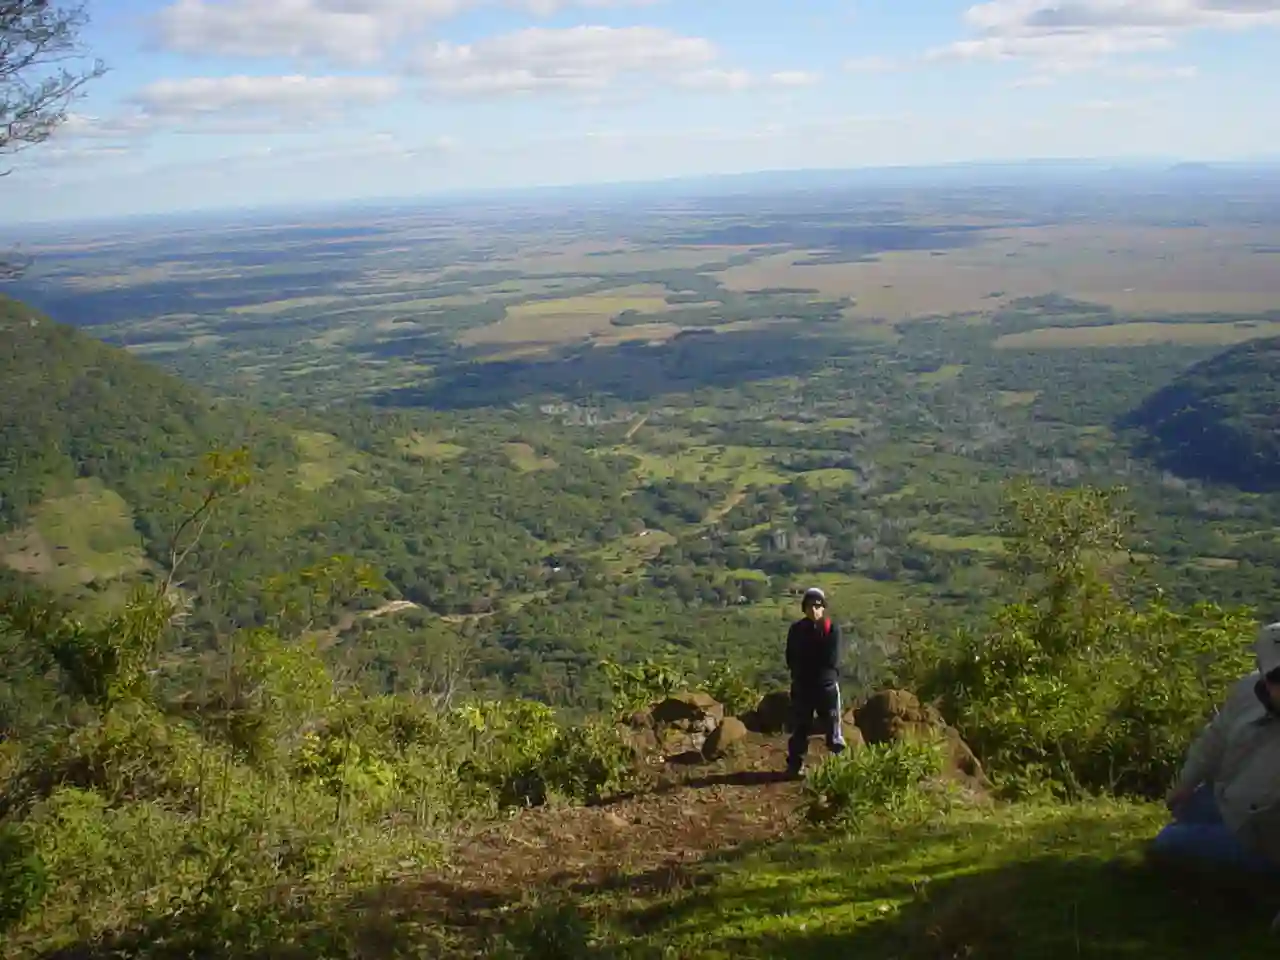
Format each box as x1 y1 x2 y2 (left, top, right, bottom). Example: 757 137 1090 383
58 113 157 140
1012 60 1199 85
769 70 820 87
416 26 717 96
676 69 819 91
677 68 754 91
153 0 669 65
50 75 400 146
135 75 400 118
1112 62 1199 79
511 0 662 13
936 0 1280 67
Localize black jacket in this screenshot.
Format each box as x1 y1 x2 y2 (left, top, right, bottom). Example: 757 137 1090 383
786 617 842 688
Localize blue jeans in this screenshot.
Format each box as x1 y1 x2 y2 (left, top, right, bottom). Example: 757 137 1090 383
1152 783 1279 872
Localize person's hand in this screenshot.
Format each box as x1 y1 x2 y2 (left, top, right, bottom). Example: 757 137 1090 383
1166 784 1196 814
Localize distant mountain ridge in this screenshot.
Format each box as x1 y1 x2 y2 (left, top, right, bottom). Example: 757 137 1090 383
1124 336 1280 492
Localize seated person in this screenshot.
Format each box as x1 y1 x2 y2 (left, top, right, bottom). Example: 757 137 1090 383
1155 621 1280 872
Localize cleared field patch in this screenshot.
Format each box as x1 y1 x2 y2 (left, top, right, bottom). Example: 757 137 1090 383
911 531 1007 555
797 468 862 489
591 321 686 347
715 225 1280 320
716 246 1035 320
504 442 557 472
501 243 760 275
0 479 150 592
229 296 346 316
457 287 672 347
819 417 874 432
995 321 1280 349
1192 556 1241 571
999 390 1040 407
398 432 467 461
293 431 367 490
915 364 966 385
591 528 678 576
621 443 790 488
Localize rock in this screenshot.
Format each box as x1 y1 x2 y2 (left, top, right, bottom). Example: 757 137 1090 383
743 690 791 734
703 716 748 760
616 722 659 759
839 723 866 752
652 692 723 734
659 726 709 758
940 727 986 784
854 689 988 788
854 689 944 744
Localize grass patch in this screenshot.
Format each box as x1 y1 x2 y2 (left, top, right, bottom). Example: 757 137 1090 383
817 417 872 432
995 321 1280 349
292 431 365 491
997 390 1040 407
504 442 558 472
619 444 791 488
590 529 678 576
1191 556 1241 571
589 799 1280 958
397 432 467 461
228 295 346 316
0 479 149 595
914 364 966 385
456 288 673 346
797 468 862 489
910 532 1007 555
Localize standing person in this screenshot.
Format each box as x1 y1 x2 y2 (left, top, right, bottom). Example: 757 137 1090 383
785 587 846 778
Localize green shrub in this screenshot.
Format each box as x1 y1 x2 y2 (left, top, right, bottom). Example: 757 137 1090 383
802 739 947 825
0 701 210 818
453 700 636 808
896 482 1258 800
697 660 759 717
599 658 686 718
0 821 47 934
496 900 607 960
539 722 637 805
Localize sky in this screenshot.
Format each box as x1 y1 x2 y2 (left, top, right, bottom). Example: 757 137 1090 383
3 0 1280 223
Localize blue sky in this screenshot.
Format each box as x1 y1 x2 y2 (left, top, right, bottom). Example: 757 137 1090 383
4 0 1280 222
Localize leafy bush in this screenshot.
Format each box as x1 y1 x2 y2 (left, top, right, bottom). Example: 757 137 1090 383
495 900 606 960
0 701 210 819
0 822 46 934
539 722 637 804
697 660 760 717
600 658 686 718
896 482 1257 800
802 739 947 824
456 700 636 808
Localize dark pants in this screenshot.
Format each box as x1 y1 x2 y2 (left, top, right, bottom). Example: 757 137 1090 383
787 680 846 767
1153 783 1279 872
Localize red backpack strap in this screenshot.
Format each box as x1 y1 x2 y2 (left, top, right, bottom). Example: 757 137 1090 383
823 617 831 635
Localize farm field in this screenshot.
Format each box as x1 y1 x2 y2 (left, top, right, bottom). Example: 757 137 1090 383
5 164 1280 701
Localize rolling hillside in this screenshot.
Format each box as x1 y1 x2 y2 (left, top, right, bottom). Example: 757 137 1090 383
1124 336 1280 492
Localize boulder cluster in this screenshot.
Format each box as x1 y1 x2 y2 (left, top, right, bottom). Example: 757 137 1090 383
619 687 986 788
